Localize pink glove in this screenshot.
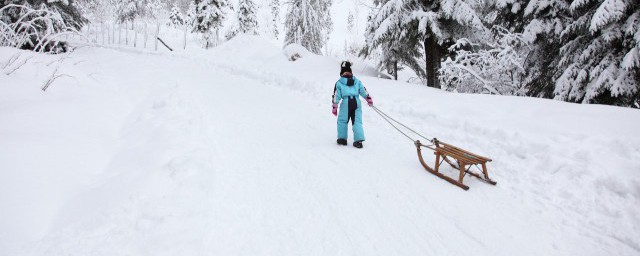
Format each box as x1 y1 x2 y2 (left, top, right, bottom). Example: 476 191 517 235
366 96 373 106
332 103 338 116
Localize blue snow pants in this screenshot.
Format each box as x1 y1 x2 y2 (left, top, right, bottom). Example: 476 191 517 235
337 96 365 141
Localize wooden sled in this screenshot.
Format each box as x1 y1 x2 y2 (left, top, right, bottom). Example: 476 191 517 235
415 138 497 190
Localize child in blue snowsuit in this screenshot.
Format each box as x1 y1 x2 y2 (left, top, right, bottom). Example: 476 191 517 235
332 61 373 148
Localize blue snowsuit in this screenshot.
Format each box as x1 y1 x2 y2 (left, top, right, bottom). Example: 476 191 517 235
333 75 370 142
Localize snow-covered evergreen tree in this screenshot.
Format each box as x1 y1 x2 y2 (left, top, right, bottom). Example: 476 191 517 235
269 0 279 39
347 10 354 34
554 0 639 106
516 0 571 98
235 0 258 35
76 0 112 24
2 0 87 29
440 26 529 94
169 3 184 26
146 0 166 20
362 0 486 87
283 0 332 55
0 0 87 52
115 0 146 23
361 1 423 80
189 0 227 48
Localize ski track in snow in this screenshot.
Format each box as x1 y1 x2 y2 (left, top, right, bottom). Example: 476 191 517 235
0 37 639 255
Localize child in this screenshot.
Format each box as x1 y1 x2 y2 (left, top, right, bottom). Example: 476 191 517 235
332 61 373 148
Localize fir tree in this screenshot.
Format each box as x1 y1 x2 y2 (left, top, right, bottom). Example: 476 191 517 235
361 1 423 80
363 0 485 87
146 0 165 20
1 0 87 29
554 0 639 106
270 0 279 39
169 3 184 26
236 0 258 35
283 0 332 55
190 0 227 48
115 0 146 24
347 10 354 34
519 0 571 98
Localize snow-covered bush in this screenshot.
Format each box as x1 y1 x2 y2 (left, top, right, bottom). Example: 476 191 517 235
0 3 80 53
440 26 529 95
283 43 311 61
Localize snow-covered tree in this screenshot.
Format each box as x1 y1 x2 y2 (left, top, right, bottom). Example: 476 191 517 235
283 0 332 55
76 0 113 24
114 0 146 23
1 0 87 29
230 0 258 37
0 0 86 52
269 0 279 39
343 10 360 57
189 0 228 48
515 0 571 98
146 0 166 20
169 3 184 26
347 10 354 34
361 1 423 80
553 0 639 106
362 0 486 87
440 26 529 94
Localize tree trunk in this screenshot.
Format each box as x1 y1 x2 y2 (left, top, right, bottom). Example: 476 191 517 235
154 23 160 51
125 21 129 45
144 22 148 48
424 36 441 88
393 60 398 81
133 20 137 48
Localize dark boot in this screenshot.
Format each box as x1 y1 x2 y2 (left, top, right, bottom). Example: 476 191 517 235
337 138 347 145
353 140 363 148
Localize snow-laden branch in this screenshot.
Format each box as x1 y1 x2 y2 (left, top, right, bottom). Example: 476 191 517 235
0 3 81 53
439 26 530 95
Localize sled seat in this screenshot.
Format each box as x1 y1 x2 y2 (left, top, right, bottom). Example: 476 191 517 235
415 139 496 190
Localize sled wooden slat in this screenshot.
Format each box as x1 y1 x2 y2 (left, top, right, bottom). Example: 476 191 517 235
435 146 482 164
439 141 492 162
415 139 497 190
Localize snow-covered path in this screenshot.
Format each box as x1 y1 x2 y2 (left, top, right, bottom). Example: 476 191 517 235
1 37 639 255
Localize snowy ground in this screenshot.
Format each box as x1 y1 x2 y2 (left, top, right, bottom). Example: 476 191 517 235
1 36 639 255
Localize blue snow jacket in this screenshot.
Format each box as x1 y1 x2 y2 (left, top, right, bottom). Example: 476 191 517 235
333 75 370 141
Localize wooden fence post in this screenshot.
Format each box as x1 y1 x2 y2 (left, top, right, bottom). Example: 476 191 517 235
154 23 160 51
125 21 129 46
144 22 148 48
183 25 187 50
133 20 137 48
100 23 103 45
118 24 121 44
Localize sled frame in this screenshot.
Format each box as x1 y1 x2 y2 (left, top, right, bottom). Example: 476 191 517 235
415 139 496 190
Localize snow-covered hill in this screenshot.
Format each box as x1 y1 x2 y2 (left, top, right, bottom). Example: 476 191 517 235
1 36 639 255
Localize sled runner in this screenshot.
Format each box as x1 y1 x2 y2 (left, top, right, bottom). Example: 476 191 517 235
415 139 496 190
371 106 497 191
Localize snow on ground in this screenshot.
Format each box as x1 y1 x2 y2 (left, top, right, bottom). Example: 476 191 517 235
1 35 639 255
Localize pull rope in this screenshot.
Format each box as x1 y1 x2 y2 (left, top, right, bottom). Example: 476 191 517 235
370 105 434 144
